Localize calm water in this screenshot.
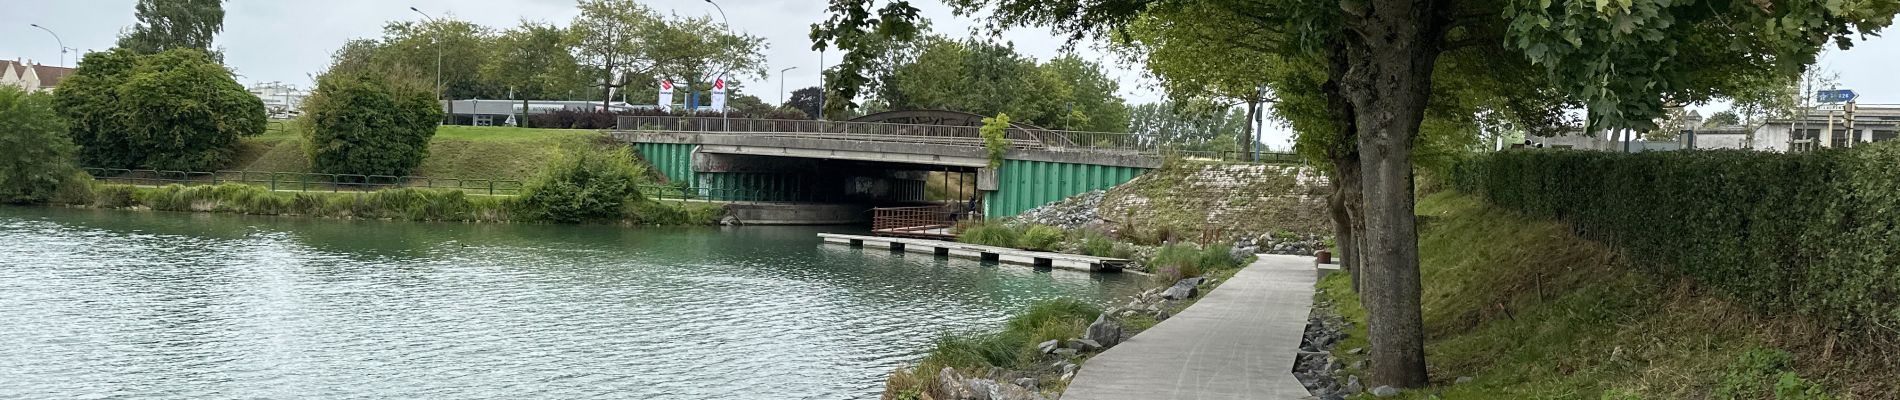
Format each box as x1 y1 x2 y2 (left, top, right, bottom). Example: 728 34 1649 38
0 207 1147 399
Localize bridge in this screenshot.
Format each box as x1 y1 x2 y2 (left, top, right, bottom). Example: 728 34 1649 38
610 111 1265 225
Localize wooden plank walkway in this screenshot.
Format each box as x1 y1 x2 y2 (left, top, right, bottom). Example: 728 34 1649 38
1062 255 1317 399
817 233 1130 272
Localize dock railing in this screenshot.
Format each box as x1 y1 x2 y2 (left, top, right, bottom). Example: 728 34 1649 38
872 205 976 239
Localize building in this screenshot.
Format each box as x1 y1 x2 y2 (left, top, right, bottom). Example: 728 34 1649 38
1703 104 1900 152
0 59 73 93
249 82 310 119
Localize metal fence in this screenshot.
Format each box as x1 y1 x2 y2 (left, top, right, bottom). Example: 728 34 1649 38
84 168 527 196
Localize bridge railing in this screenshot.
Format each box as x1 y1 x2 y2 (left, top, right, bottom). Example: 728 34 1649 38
616 116 1159 153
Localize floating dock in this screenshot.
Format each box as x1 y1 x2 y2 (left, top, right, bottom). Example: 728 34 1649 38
819 233 1129 272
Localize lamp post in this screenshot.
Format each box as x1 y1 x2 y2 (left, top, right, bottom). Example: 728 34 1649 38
705 0 734 130
408 7 444 103
28 24 70 68
779 66 797 106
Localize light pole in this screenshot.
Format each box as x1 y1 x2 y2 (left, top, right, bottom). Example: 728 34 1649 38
779 66 797 106
705 0 732 130
408 7 444 104
28 24 70 68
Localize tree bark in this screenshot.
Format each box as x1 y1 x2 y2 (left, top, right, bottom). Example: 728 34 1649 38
1341 0 1440 389
1321 39 1364 292
1241 98 1259 161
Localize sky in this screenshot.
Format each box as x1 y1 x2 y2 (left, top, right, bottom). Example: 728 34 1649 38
3 1 1898 150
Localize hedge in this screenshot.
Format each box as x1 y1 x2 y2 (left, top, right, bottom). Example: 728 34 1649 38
1451 145 1900 333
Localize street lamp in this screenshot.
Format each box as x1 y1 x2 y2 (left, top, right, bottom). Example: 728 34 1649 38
705 0 733 130
408 7 443 102
28 24 71 68
779 66 798 106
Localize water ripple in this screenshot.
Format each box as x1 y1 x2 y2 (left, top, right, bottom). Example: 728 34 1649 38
0 208 1147 399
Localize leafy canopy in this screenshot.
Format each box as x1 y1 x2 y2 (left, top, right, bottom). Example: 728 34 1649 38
300 65 443 177
0 87 82 204
56 48 265 171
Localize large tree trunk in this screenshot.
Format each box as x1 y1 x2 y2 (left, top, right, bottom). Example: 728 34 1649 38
1241 98 1259 161
1321 40 1365 292
1342 0 1440 389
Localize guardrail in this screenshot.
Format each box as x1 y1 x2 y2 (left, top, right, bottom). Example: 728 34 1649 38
84 168 526 195
871 205 982 239
615 116 1154 153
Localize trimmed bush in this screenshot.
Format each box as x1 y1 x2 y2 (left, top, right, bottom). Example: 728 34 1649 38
1016 224 1065 251
56 48 265 170
300 65 442 176
518 146 646 223
0 86 82 204
1452 146 1900 333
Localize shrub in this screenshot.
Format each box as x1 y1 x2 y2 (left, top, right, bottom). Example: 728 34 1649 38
300 65 441 176
518 146 646 223
1078 229 1115 257
956 220 1020 247
1453 146 1900 333
1150 242 1206 278
1017 225 1065 251
0 86 82 204
56 48 265 170
980 113 1010 168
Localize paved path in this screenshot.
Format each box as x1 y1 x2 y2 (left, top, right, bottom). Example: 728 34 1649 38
1063 255 1316 400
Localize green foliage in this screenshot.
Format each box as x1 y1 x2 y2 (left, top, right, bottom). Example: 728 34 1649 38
1454 146 1900 333
980 113 1010 168
956 220 1020 248
117 0 225 56
1016 224 1065 251
1127 101 1254 153
518 146 647 223
0 87 82 204
867 36 1129 131
1078 229 1115 257
300 65 442 176
1713 347 1835 400
56 48 265 171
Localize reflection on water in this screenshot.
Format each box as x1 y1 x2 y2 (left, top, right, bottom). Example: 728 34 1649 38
0 207 1146 399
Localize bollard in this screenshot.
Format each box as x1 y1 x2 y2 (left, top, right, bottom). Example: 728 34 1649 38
1316 249 1333 264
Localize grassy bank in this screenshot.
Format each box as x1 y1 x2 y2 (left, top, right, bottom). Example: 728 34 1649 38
234 122 600 181
1318 192 1892 399
55 182 723 225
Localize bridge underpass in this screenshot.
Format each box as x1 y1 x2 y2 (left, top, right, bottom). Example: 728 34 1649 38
613 114 1164 226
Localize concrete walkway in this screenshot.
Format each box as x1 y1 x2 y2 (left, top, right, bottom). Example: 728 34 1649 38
1063 255 1316 400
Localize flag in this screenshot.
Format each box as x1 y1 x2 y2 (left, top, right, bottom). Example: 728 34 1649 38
711 77 728 111
658 79 675 112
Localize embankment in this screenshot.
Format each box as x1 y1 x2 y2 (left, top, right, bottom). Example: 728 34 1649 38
1314 192 1893 399
234 123 599 181
53 182 723 226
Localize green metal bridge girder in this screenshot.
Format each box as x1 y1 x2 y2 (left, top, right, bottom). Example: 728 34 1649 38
984 159 1147 218
635 143 697 184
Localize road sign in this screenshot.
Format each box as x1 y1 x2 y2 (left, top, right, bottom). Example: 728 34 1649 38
1816 89 1857 103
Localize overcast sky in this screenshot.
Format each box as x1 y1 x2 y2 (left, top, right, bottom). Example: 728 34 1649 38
3 1 1897 149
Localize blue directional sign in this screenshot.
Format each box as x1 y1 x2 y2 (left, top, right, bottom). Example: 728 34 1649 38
1816 89 1858 103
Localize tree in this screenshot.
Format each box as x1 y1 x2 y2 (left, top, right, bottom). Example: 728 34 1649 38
483 21 593 100
1702 110 1740 127
300 65 443 177
1126 101 1250 152
1040 55 1130 132
571 0 667 110
376 18 501 99
645 14 770 102
809 0 924 118
786 86 824 119
0 87 80 204
821 0 1897 388
117 0 225 56
57 48 264 171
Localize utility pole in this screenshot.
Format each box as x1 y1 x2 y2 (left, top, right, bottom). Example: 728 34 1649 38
1845 99 1858 147
706 0 732 130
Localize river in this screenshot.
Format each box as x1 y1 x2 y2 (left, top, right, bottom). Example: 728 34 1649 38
0 207 1148 399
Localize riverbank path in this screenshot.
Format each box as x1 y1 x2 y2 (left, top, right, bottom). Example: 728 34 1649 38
1063 254 1316 400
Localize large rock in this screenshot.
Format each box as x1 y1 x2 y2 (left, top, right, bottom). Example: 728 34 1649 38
1371 385 1400 397
1161 283 1198 300
1084 314 1122 347
1037 339 1061 354
1067 339 1102 352
938 368 979 400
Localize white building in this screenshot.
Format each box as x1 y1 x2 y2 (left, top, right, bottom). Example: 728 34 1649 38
0 59 72 93
249 82 310 119
1698 104 1900 152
